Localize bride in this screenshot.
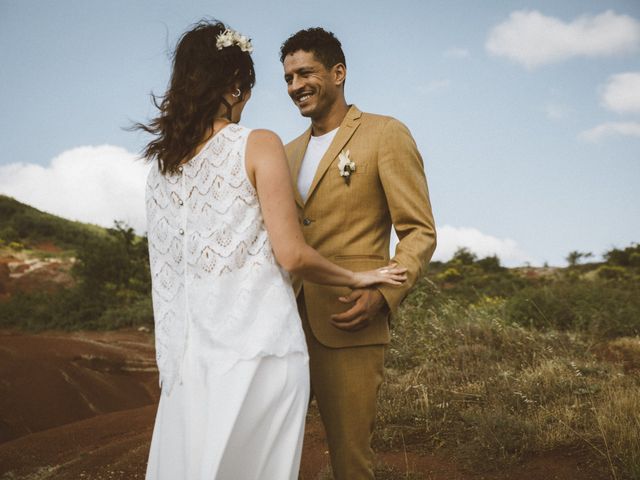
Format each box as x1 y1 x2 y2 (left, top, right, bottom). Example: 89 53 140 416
135 19 406 479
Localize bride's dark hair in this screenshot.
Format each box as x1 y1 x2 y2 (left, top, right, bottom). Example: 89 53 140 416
132 19 255 175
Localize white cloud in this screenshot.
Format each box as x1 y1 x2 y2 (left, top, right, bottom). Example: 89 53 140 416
444 47 470 58
601 72 640 113
0 145 151 233
434 225 536 266
391 225 536 267
579 122 640 142
486 10 640 69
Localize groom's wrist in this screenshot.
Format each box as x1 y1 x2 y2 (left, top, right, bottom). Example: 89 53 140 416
376 286 398 315
373 288 390 314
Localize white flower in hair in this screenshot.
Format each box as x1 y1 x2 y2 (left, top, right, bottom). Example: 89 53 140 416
237 34 253 53
216 28 253 53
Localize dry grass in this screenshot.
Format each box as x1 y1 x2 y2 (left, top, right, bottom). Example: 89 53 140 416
376 283 640 479
317 464 426 480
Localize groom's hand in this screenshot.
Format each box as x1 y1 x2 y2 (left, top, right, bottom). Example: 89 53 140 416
330 288 388 331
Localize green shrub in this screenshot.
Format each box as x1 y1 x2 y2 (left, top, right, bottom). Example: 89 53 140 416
476 255 503 272
0 289 105 331
450 247 477 265
378 285 639 477
505 279 640 337
596 265 627 280
437 267 463 283
0 219 152 332
8 241 23 251
604 243 640 267
89 296 154 330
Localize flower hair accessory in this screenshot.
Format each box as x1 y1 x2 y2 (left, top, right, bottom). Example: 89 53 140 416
216 28 253 53
337 150 356 185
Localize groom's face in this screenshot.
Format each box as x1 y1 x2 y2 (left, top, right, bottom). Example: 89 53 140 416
283 50 342 119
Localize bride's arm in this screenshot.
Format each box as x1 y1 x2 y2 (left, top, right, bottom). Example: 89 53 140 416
245 129 405 288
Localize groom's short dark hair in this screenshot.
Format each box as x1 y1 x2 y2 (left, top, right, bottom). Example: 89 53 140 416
280 27 346 69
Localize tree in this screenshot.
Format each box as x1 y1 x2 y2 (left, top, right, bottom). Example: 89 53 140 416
566 251 593 267
476 255 502 272
604 243 640 267
451 247 477 266
73 220 150 295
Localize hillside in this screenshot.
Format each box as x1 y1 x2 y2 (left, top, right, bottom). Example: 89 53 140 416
0 195 152 331
0 194 109 253
0 195 113 302
0 197 638 478
0 329 615 480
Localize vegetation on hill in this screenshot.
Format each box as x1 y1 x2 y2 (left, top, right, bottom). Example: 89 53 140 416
426 245 640 338
377 244 640 479
0 196 151 330
0 194 108 252
1 196 638 478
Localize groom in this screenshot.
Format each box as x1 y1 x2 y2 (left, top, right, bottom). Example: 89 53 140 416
280 28 436 479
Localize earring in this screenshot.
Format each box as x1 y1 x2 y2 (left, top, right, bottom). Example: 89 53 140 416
231 88 242 98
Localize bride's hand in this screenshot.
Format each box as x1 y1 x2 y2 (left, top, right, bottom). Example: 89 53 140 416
351 263 408 289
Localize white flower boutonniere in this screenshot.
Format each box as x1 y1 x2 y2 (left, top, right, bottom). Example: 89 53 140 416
337 150 356 185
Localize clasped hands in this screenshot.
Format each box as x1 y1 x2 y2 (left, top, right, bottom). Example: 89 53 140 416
330 262 406 332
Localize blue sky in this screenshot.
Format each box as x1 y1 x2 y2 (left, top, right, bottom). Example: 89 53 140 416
1 0 639 266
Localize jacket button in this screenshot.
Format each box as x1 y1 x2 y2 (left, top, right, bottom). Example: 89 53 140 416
178 166 183 173
179 228 184 235
302 218 311 226
178 199 184 206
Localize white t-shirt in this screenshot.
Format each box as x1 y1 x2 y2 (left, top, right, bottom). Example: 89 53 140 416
298 127 339 202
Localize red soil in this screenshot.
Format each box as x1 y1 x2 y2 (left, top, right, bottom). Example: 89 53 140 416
0 329 158 443
0 329 613 480
0 253 74 301
32 242 64 254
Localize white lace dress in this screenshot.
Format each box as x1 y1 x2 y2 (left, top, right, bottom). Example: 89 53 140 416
144 124 309 480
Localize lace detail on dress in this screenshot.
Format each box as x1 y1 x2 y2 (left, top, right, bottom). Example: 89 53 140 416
146 124 307 396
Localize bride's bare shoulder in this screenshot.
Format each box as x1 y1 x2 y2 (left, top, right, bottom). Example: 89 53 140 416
246 129 286 163
244 128 290 188
248 129 284 146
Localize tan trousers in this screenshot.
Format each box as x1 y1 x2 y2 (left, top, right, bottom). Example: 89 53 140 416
297 294 385 480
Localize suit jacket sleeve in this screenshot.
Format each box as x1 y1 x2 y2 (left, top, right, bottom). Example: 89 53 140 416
376 118 437 315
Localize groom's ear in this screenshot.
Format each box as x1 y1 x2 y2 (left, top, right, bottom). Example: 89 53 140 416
332 63 346 87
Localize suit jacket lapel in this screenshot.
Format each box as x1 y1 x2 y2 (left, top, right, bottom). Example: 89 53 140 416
305 105 362 204
290 127 312 209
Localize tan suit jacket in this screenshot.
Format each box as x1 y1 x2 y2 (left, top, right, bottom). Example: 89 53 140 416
285 105 436 348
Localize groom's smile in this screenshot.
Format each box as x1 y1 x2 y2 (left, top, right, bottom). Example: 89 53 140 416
297 92 312 102
294 90 315 107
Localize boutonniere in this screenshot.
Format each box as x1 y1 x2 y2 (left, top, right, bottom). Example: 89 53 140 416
337 150 356 185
